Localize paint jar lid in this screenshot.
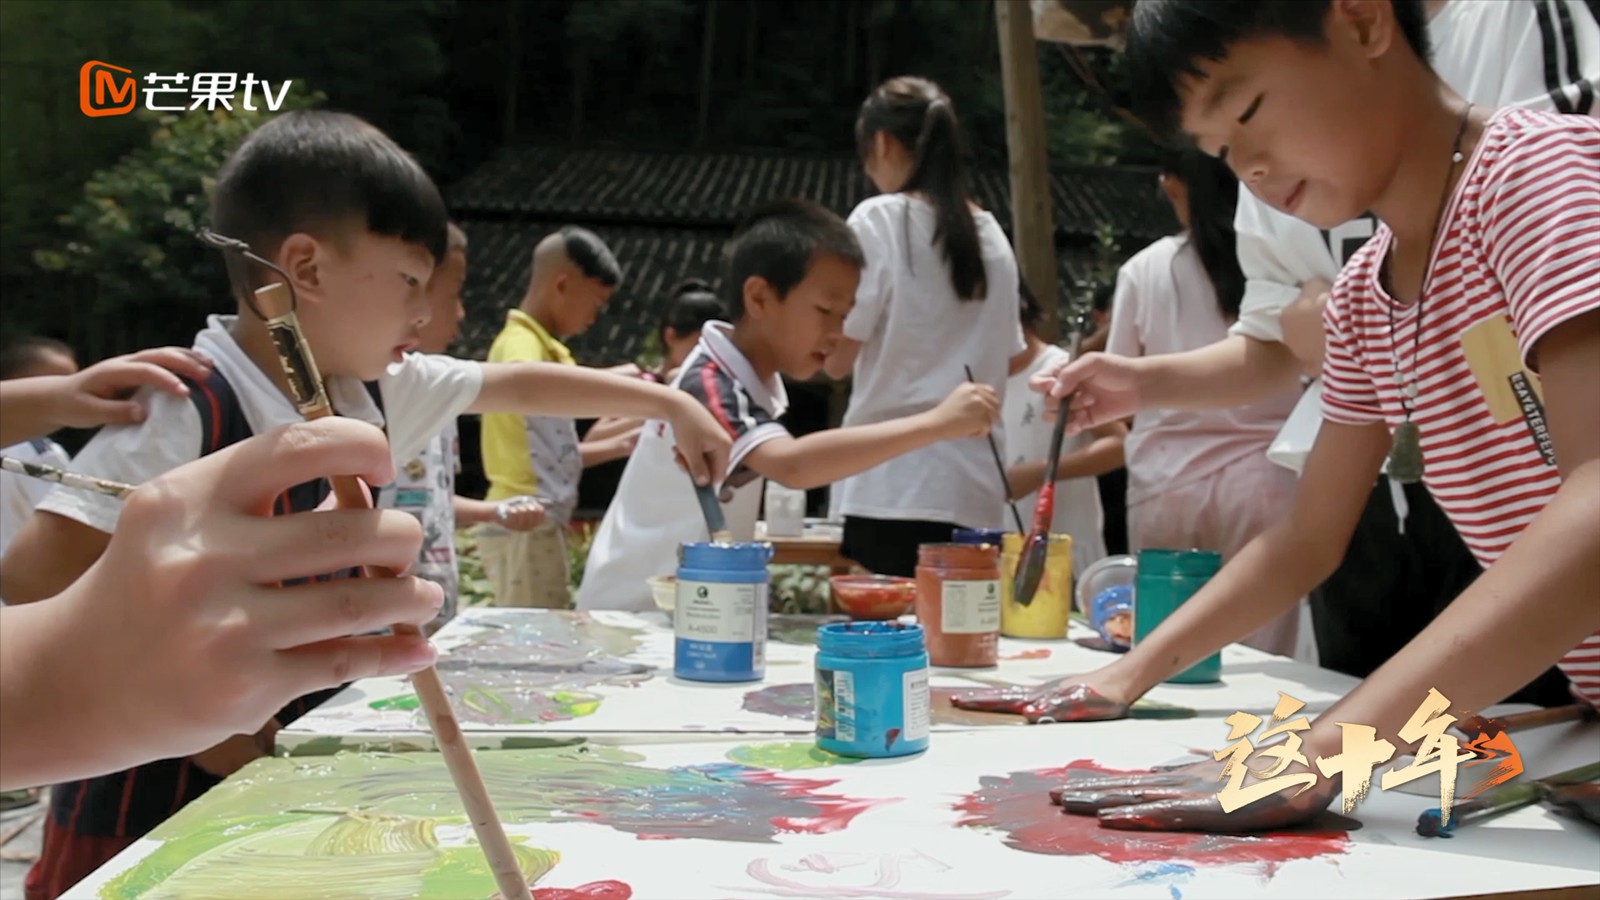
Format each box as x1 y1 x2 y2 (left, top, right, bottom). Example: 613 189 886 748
817 621 927 659
1135 548 1222 578
917 542 999 569
951 528 1007 545
679 540 775 570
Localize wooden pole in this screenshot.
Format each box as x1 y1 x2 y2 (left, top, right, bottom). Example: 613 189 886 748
995 0 1060 342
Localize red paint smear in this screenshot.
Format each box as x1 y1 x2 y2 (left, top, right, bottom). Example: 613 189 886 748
532 880 633 900
738 769 899 835
953 759 1350 872
1001 648 1052 660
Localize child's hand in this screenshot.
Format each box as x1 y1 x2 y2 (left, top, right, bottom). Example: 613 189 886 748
61 417 441 767
930 382 1000 438
949 676 1131 723
665 395 732 487
1280 279 1331 378
55 347 213 429
1033 351 1143 434
1053 749 1336 832
494 496 547 532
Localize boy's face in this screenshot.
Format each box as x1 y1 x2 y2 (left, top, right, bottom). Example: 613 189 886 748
748 252 859 381
416 248 467 355
1175 5 1404 229
288 230 435 380
551 272 615 339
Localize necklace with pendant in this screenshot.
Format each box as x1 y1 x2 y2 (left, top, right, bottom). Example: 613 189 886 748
1385 102 1474 486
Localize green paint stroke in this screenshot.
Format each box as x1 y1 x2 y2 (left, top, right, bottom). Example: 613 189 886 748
367 694 420 711
726 742 861 771
101 811 558 900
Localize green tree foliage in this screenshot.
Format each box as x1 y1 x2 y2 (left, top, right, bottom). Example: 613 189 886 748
34 97 320 360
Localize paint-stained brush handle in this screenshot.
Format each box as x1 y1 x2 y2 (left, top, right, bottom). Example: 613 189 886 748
1416 759 1600 837
696 481 732 542
0 455 135 500
1456 703 1596 739
251 282 531 900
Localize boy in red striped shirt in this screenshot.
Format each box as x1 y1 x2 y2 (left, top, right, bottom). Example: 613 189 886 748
959 0 1600 832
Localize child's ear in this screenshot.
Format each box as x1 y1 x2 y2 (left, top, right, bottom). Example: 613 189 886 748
279 233 321 302
1331 0 1395 60
742 275 774 320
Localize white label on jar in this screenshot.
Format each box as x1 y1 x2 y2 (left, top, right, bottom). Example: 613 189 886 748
902 667 930 742
834 669 856 743
675 580 761 642
941 579 1001 633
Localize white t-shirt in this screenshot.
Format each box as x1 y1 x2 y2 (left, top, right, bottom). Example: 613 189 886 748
37 315 484 535
1002 343 1106 578
0 436 72 600
833 193 1026 528
1107 236 1300 507
577 322 789 612
378 422 461 622
1234 0 1598 471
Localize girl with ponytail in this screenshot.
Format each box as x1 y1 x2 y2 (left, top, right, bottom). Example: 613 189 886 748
823 76 1025 578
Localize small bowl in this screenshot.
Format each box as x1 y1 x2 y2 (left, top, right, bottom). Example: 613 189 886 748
647 575 677 613
829 574 916 621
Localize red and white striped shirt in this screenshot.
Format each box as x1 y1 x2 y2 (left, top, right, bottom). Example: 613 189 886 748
1321 108 1600 706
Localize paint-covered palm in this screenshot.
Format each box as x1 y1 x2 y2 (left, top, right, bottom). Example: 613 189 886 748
948 678 1130 723
1053 754 1338 832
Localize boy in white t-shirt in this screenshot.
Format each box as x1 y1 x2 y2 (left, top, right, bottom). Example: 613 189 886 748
1001 280 1121 581
579 199 1000 611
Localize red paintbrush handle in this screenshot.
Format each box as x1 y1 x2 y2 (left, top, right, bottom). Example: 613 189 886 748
1030 481 1055 535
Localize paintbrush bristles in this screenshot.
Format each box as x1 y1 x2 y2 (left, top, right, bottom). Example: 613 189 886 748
0 455 135 500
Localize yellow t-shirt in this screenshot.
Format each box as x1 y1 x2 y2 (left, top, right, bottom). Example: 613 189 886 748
480 310 581 520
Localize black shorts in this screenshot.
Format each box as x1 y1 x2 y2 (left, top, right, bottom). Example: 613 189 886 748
840 516 968 578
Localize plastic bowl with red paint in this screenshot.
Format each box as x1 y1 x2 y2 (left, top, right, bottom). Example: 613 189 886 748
829 574 916 620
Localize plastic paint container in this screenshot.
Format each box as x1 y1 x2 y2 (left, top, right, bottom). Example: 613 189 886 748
1133 548 1223 684
952 527 1006 545
998 532 1073 639
674 541 775 682
914 542 1001 667
814 621 931 759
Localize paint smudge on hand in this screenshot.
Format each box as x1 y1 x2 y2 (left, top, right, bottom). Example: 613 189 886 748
953 760 1351 877
947 680 1129 724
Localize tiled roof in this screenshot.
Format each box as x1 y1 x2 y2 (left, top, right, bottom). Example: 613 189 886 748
447 145 1177 365
447 144 1176 242
456 218 1114 366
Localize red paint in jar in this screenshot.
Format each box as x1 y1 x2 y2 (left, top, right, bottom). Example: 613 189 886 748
914 542 1001 667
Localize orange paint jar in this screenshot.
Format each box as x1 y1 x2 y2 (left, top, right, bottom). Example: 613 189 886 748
914 542 1001 667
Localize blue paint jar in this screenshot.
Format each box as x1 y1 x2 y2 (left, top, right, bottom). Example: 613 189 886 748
952 527 1006 545
674 541 775 683
1133 549 1223 684
814 621 931 758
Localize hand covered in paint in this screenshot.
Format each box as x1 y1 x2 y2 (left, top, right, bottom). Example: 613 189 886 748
929 382 1001 439
950 676 1132 724
0 418 442 790
493 495 547 531
1054 749 1337 832
1031 351 1142 435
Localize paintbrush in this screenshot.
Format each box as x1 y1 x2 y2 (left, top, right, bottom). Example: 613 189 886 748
0 455 135 500
1416 760 1600 837
248 281 532 900
964 365 1025 533
1011 309 1087 608
1455 703 1597 740
696 482 733 543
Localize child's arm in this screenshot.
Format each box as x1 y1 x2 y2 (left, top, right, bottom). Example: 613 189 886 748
1005 419 1128 500
954 418 1389 722
741 382 999 490
580 427 639 467
452 495 546 531
0 419 440 790
468 362 730 486
583 415 644 444
0 347 210 447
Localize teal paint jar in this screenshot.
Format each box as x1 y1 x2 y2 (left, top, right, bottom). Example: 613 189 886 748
674 541 775 683
1133 549 1223 684
815 621 931 758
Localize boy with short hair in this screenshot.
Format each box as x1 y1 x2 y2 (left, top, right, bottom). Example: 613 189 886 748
578 199 1001 612
377 223 542 632
479 226 638 609
960 0 1600 832
2 110 731 898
